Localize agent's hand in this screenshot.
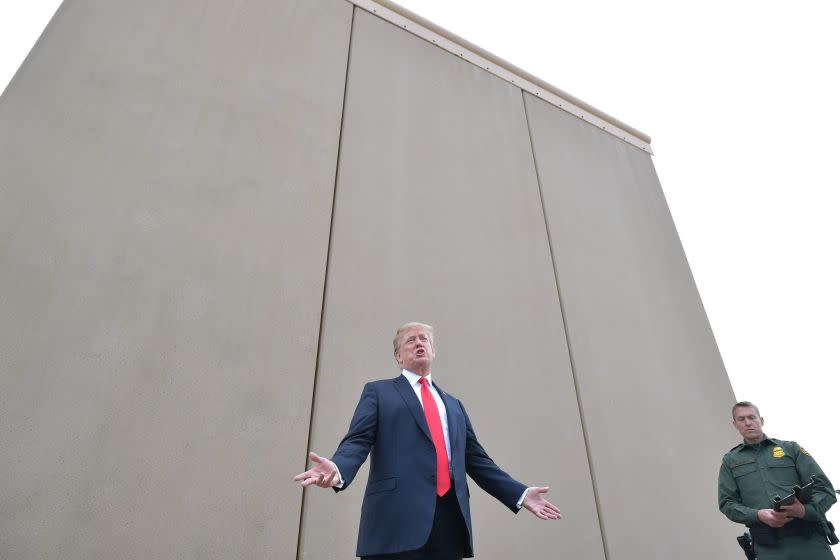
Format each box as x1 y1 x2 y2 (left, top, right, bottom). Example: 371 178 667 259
757 508 793 528
522 487 562 520
778 498 806 519
293 452 339 488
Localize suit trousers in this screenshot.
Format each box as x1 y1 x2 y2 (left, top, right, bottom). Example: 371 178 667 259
361 488 468 560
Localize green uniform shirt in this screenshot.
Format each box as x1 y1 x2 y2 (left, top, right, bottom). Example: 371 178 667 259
718 436 837 525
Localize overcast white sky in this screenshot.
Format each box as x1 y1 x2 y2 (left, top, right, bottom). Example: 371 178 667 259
2 0 838 522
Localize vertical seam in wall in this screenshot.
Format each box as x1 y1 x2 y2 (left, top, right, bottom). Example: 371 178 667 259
521 91 611 560
296 6 356 560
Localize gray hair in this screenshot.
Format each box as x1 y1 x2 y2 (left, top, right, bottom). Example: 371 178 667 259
732 401 760 420
392 322 435 353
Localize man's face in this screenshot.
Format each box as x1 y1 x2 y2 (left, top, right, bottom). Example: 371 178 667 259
395 326 435 374
733 406 765 442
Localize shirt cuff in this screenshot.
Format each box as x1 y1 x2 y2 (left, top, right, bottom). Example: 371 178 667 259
331 461 345 489
516 488 529 509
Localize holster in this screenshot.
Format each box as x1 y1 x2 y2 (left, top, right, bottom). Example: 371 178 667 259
748 523 778 546
818 520 839 545
736 531 756 560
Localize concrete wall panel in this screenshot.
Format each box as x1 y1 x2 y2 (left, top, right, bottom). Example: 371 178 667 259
1 0 741 558
299 10 604 560
0 1 352 558
523 92 736 560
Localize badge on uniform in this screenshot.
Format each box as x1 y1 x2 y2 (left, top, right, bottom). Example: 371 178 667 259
773 446 785 458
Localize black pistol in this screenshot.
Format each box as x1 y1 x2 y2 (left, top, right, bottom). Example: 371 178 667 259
794 474 817 503
773 475 817 512
771 476 838 546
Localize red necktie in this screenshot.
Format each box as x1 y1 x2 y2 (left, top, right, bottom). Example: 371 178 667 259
419 377 451 496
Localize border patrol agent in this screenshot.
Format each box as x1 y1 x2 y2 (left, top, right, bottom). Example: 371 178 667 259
719 401 837 559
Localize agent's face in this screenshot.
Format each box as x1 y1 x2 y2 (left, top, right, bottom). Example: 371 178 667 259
733 406 765 443
395 326 435 375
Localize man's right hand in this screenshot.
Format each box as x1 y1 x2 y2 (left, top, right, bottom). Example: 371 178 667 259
293 452 339 488
757 508 793 528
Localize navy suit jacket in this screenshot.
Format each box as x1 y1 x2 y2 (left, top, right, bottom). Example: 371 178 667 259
331 374 527 557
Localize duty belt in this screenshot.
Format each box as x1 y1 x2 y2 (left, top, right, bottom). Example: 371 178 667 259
749 521 818 546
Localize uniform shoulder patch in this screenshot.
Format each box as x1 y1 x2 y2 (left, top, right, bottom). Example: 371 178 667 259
773 446 785 458
801 447 811 456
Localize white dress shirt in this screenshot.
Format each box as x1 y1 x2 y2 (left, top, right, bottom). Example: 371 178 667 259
400 369 452 461
402 370 527 508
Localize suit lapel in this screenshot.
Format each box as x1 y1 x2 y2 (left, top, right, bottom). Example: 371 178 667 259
393 375 433 443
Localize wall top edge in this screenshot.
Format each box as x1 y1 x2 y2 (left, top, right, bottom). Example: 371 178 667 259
348 0 653 153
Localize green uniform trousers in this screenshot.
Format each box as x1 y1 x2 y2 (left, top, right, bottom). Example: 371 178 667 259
754 533 834 560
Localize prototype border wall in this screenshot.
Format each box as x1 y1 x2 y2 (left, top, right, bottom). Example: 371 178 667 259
0 1 736 558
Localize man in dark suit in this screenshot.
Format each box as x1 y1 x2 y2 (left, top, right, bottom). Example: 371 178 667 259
294 322 561 559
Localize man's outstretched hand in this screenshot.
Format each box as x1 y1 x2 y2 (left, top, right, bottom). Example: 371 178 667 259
522 487 562 520
294 452 339 488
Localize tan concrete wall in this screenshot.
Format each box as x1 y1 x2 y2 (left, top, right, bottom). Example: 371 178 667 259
298 9 603 560
524 92 737 560
0 1 352 558
0 1 738 559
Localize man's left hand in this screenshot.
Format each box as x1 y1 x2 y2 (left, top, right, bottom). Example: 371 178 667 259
778 498 806 519
522 486 562 520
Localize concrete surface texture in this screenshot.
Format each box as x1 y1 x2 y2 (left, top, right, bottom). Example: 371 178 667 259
0 1 736 559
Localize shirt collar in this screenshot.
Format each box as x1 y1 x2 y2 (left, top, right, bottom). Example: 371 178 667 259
402 369 433 388
736 435 778 450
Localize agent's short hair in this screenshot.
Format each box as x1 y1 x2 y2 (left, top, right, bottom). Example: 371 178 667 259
732 401 760 420
393 322 434 353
